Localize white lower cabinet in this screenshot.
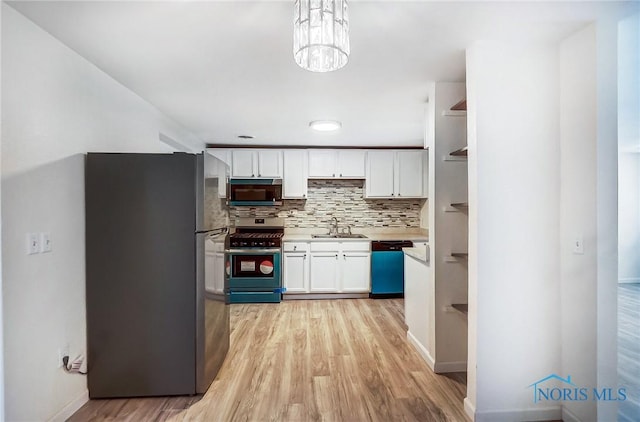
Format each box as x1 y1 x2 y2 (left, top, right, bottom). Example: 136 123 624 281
206 239 226 294
213 252 225 294
309 252 340 292
284 241 370 294
283 252 309 293
340 252 371 292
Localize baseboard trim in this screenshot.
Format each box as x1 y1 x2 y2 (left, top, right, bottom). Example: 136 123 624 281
47 389 88 422
463 397 475 421
434 360 467 373
562 407 581 422
282 293 369 300
475 406 561 422
618 277 640 284
406 331 467 373
406 330 435 371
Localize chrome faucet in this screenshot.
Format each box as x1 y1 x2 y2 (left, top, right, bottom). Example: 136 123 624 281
329 217 339 235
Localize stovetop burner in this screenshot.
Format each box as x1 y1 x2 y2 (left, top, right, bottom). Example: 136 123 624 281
227 217 285 249
230 233 284 239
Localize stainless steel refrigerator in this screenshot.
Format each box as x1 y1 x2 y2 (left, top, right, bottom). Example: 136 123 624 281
85 152 230 398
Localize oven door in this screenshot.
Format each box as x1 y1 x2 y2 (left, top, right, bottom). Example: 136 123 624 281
225 249 281 290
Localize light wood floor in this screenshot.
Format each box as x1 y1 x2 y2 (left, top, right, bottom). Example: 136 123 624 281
618 284 640 422
69 299 468 421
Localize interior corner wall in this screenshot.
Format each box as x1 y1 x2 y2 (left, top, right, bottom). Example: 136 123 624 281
0 3 4 421
559 23 598 422
1 5 201 421
618 13 640 285
433 82 467 369
466 40 561 422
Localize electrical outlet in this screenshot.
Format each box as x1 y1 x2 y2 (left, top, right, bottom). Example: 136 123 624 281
58 344 69 368
573 236 584 255
40 232 52 253
26 233 40 255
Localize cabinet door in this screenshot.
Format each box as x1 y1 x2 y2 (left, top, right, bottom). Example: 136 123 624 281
308 150 337 178
217 156 229 198
283 150 308 199
283 252 308 293
214 252 225 294
256 150 283 178
309 252 339 292
205 251 216 293
231 150 255 178
337 150 366 178
341 252 371 292
397 151 425 198
365 151 395 198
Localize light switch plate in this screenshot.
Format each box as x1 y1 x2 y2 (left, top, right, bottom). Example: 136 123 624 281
27 233 39 255
40 232 52 253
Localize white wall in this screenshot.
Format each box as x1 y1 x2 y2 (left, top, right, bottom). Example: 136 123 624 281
0 3 4 420
559 24 598 422
466 40 561 422
618 13 640 284
1 5 201 421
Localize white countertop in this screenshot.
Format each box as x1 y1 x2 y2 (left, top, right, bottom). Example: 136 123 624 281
403 246 429 263
283 233 429 242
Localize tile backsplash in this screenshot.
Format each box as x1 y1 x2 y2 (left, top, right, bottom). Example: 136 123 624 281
229 180 425 229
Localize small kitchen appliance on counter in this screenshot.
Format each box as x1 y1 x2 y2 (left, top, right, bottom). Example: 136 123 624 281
225 218 284 303
370 240 414 298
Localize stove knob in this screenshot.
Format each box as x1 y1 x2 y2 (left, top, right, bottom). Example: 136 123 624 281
251 241 257 247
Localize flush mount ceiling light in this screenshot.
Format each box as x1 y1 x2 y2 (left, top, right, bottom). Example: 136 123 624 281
293 0 350 72
309 120 342 132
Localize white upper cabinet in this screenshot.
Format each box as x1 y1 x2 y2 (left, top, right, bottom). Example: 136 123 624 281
396 151 425 197
308 150 365 179
283 149 308 199
336 150 366 178
256 150 283 178
231 150 254 177
230 149 282 178
365 150 427 198
308 150 337 178
365 151 396 197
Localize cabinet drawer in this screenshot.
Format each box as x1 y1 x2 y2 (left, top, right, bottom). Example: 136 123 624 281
283 242 309 252
310 242 340 252
340 242 370 252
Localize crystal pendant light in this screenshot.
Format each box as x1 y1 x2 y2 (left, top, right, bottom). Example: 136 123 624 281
293 0 350 72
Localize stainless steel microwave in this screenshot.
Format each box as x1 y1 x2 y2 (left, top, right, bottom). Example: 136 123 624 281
228 179 282 206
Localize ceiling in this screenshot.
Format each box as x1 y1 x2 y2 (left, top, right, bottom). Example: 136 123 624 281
5 1 628 147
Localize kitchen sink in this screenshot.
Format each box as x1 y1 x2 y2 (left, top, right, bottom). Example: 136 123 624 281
311 234 368 239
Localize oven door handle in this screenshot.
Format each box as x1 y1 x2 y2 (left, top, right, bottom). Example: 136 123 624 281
224 248 282 254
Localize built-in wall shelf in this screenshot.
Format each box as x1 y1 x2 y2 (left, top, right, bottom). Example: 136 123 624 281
450 202 469 208
451 99 467 111
449 146 468 157
444 252 469 262
442 110 467 117
451 303 468 316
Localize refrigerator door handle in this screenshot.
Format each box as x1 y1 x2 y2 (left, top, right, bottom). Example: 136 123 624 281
198 227 228 236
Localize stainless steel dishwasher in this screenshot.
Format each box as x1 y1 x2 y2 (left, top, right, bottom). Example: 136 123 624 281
370 240 413 298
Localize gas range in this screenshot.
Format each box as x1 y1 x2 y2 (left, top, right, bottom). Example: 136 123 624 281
226 218 285 304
